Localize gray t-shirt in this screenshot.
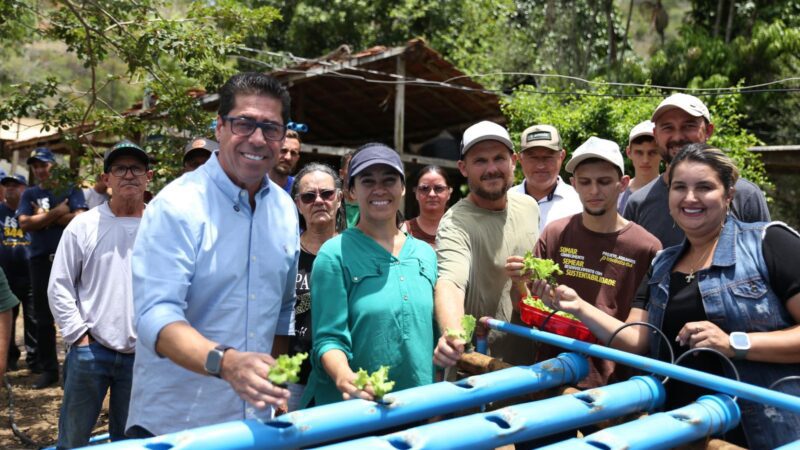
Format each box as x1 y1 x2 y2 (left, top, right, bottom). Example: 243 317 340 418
623 175 770 248
436 192 540 365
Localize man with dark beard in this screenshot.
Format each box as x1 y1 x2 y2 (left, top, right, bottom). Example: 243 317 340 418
269 130 301 193
623 93 769 248
433 121 541 368
507 137 661 389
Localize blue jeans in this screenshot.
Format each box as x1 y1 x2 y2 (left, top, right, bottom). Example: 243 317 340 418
56 342 134 449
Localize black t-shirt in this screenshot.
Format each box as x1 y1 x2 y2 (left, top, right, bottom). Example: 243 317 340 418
289 248 315 385
631 226 800 447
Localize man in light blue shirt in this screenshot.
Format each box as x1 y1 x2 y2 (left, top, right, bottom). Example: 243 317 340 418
126 72 299 437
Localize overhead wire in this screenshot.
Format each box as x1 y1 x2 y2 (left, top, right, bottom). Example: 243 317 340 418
237 46 800 98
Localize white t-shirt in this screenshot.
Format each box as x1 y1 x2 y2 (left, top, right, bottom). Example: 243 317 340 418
510 176 582 232
83 187 109 210
48 202 140 352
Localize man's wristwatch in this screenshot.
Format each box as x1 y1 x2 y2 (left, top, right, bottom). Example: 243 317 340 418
729 332 751 359
204 344 233 378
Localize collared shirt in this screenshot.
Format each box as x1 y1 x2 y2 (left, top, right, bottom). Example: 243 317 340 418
511 176 582 232
48 203 139 352
17 185 87 257
126 153 299 435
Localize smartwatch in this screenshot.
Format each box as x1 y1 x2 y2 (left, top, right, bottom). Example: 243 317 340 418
204 344 233 378
729 332 751 359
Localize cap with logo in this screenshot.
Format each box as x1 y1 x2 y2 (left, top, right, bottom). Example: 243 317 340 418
520 124 561 152
628 120 655 144
651 93 711 123
460 121 513 157
348 143 405 186
26 147 56 165
104 140 150 172
183 138 219 161
1 173 27 186
565 136 625 175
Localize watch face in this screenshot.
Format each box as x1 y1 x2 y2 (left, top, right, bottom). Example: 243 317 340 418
205 349 223 375
731 332 750 349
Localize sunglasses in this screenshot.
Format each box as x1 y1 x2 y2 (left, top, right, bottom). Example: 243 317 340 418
297 189 337 204
416 184 449 194
222 115 287 141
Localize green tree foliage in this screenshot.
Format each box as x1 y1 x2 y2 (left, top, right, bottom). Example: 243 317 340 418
648 4 800 143
502 83 770 191
0 0 280 192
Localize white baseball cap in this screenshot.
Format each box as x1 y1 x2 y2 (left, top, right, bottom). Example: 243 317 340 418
565 137 625 175
460 121 513 157
628 120 655 144
651 93 711 123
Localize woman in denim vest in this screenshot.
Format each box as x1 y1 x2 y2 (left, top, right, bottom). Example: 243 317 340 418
529 144 800 449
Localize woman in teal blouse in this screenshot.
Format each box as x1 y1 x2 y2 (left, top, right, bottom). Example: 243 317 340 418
303 143 438 406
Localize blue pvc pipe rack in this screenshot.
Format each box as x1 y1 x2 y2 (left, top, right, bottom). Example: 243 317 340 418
540 394 740 450
318 375 665 449
87 353 588 450
75 317 800 449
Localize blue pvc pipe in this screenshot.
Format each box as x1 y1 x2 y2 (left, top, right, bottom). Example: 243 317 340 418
317 375 665 450
84 353 588 450
541 394 740 450
483 317 800 414
776 441 800 450
43 433 110 450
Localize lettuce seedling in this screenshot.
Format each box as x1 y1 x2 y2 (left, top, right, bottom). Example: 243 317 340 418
268 352 308 386
352 366 396 400
522 295 580 322
445 314 477 343
522 251 563 285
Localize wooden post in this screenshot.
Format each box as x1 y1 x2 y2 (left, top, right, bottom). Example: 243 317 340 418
394 53 406 216
394 53 406 155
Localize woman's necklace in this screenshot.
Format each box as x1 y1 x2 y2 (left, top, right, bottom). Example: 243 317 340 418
685 239 718 283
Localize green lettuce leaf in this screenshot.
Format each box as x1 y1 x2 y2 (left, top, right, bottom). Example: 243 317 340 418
267 352 308 386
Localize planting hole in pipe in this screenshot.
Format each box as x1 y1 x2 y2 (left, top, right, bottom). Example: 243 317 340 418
264 421 294 429
574 393 597 407
484 415 512 429
584 440 613 450
144 444 174 450
386 436 413 449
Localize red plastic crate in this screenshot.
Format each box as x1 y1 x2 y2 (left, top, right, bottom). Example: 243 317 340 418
519 299 597 344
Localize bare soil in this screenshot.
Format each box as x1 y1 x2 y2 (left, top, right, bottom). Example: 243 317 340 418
1 315 109 449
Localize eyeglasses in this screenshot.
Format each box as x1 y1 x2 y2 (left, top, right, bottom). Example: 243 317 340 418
297 189 337 204
222 116 287 141
416 184 449 194
110 165 147 177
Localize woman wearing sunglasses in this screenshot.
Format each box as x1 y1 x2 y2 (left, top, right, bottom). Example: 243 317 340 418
402 165 453 248
284 163 343 411
302 143 438 406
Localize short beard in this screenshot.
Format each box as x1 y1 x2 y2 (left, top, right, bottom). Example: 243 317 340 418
584 206 607 216
470 178 510 201
662 141 691 164
273 163 292 176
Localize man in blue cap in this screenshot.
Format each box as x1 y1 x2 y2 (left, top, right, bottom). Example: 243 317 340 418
1 172 36 373
17 147 87 388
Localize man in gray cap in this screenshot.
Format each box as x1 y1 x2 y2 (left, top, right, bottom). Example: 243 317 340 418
433 120 540 369
48 140 151 447
182 137 218 173
623 93 769 248
511 124 581 232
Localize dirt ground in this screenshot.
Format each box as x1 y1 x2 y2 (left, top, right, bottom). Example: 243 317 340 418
0 315 109 449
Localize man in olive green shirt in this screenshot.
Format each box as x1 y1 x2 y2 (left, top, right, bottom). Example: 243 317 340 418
434 121 540 368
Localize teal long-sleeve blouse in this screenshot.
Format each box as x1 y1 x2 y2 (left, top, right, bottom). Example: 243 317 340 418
303 228 437 406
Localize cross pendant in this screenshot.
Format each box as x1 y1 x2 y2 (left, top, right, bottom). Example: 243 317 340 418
685 272 695 283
